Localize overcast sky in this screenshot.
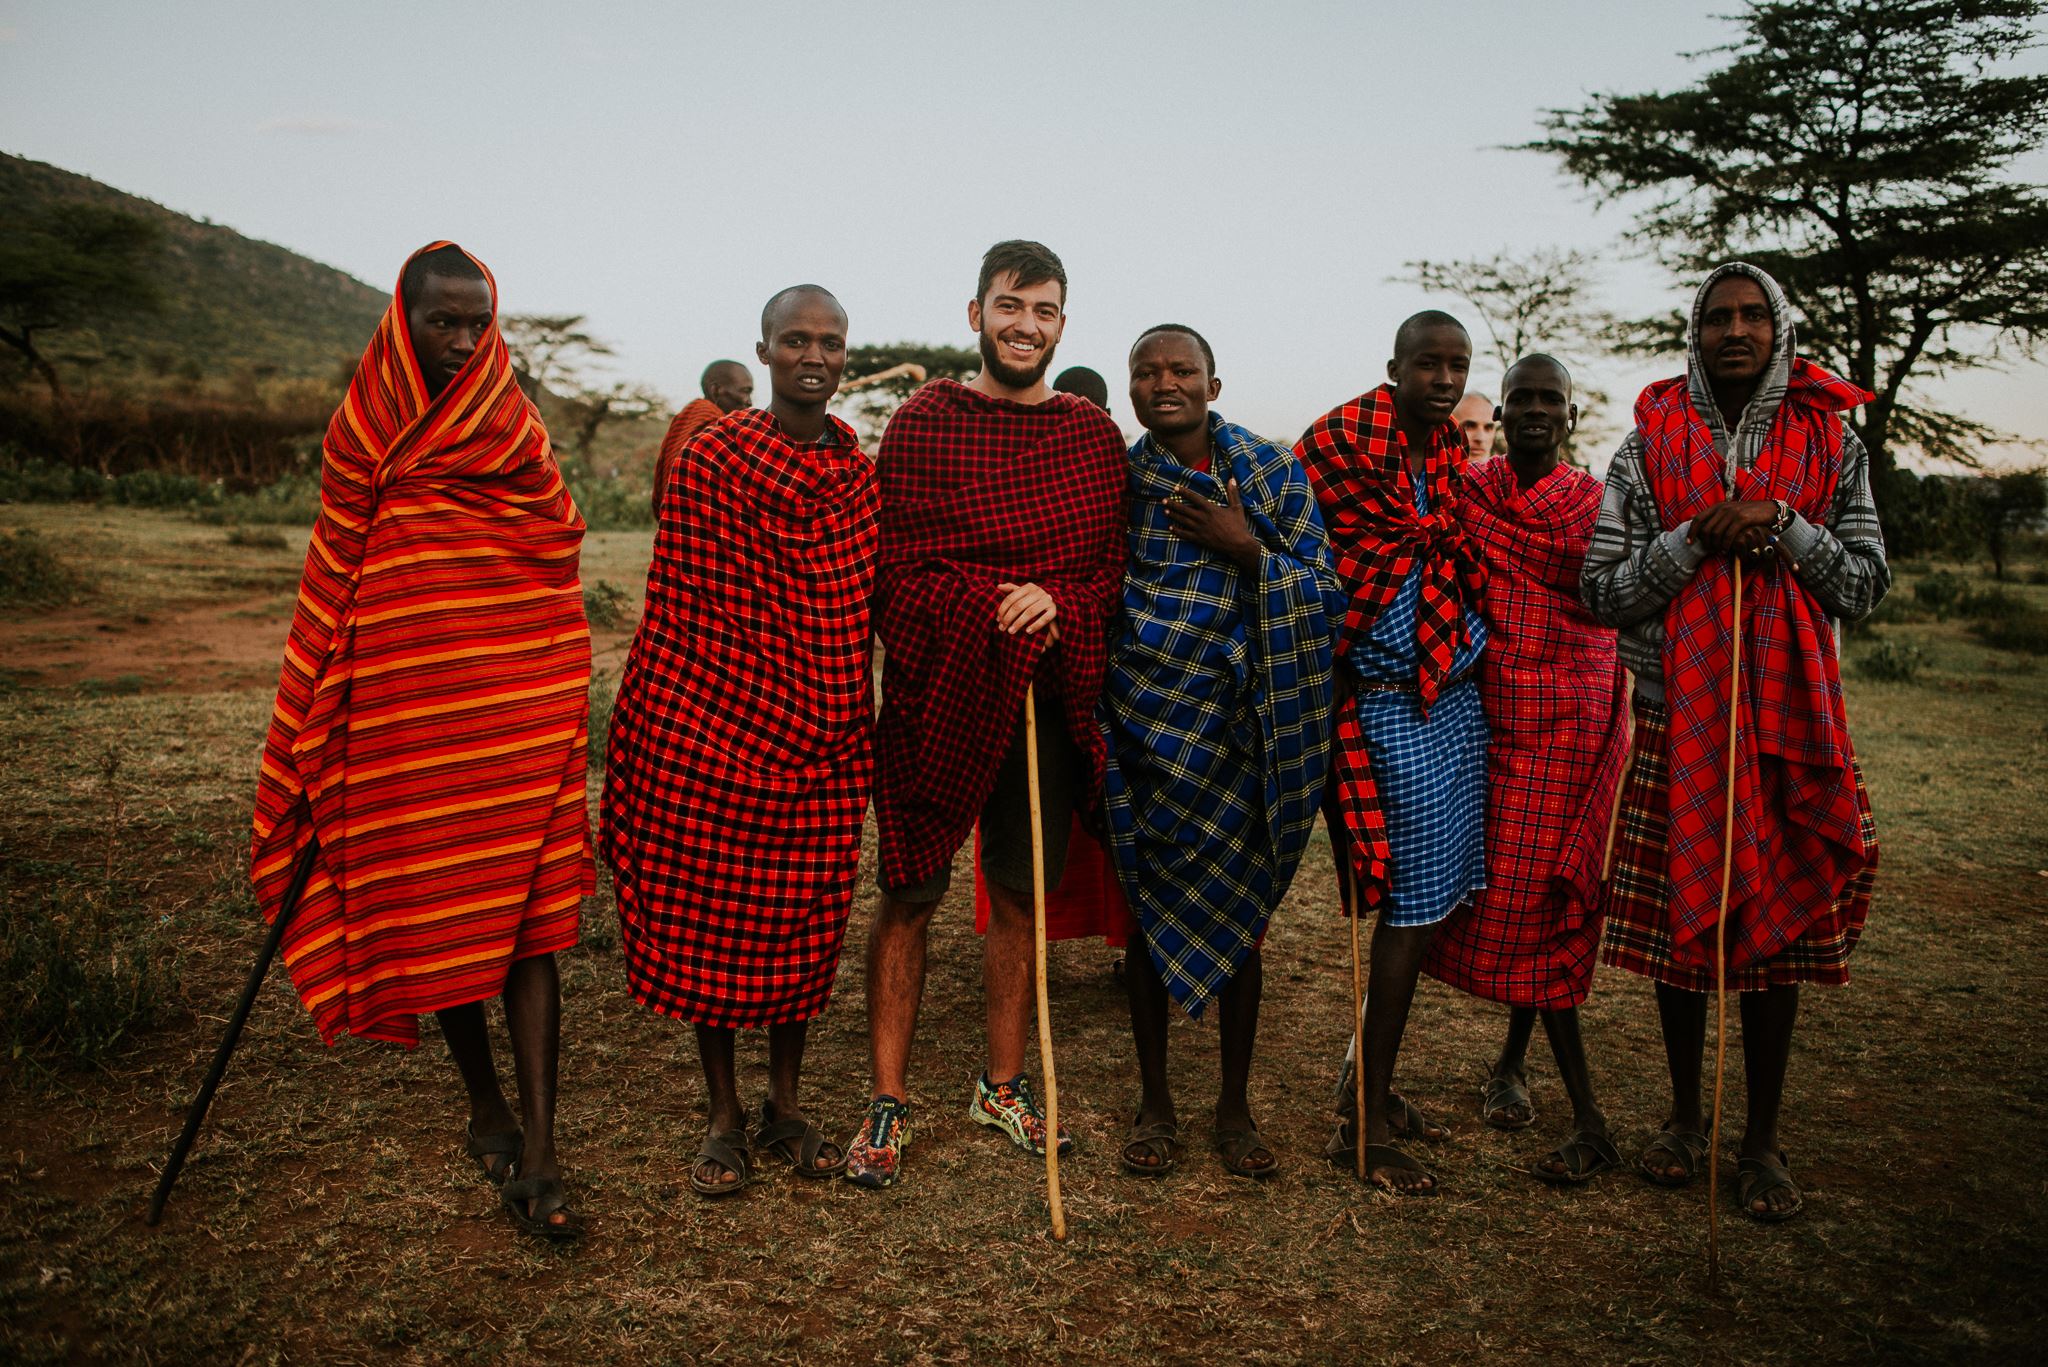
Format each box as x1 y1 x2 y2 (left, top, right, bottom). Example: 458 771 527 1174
3 0 2043 467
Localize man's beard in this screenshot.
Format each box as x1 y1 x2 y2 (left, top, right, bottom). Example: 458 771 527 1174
978 328 1056 390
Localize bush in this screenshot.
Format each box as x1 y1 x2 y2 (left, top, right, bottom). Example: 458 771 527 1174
583 579 634 630
0 528 88 607
587 668 617 772
1 874 180 1070
1973 612 2048 655
1957 586 2026 621
1913 571 1967 617
190 471 322 526
2028 566 2048 587
1861 593 1925 627
225 526 289 549
567 474 654 532
1856 640 1926 682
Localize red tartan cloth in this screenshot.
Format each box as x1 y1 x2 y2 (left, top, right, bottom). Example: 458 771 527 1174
1644 359 1877 974
872 380 1127 890
600 410 879 1027
1424 459 1627 1007
971 820 1136 945
252 242 592 1047
652 398 724 512
1295 384 1486 911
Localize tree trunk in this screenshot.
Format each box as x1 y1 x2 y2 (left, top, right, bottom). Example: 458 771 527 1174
0 325 66 400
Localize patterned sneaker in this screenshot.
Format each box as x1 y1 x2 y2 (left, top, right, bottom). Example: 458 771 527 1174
843 1095 913 1189
970 1072 1074 1157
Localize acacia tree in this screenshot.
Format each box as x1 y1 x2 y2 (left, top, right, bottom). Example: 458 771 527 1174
0 205 161 399
500 313 614 402
1527 0 2048 507
1397 249 1617 463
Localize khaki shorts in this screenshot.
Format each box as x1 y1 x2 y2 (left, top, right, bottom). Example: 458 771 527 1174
884 689 1080 902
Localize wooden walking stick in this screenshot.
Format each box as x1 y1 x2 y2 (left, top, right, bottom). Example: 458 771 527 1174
1600 668 1636 882
1022 684 1068 1241
147 835 322 1225
1347 866 1367 1181
1706 559 1744 1290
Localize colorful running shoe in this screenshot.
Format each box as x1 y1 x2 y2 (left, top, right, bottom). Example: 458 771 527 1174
843 1095 912 1189
970 1072 1074 1157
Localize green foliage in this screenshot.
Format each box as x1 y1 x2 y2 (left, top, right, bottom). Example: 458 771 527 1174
566 472 653 532
0 866 179 1070
582 579 634 629
0 528 88 607
1974 610 2048 653
1961 467 2048 580
1528 0 2048 493
1856 639 1926 682
1957 585 2026 620
1913 570 1967 616
224 526 288 549
1861 592 1927 627
0 200 162 395
587 669 616 773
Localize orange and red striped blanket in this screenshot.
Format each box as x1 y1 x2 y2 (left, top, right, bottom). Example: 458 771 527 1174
250 242 594 1047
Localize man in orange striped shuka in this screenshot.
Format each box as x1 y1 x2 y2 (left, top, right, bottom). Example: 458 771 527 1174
251 242 595 1241
652 359 753 512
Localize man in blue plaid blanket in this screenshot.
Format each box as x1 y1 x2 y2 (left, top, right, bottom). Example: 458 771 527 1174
1107 325 1342 1180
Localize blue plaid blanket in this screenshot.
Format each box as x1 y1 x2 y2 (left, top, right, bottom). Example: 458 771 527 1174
1102 414 1342 1016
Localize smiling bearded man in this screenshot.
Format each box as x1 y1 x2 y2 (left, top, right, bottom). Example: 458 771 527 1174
846 240 1126 1189
1296 310 1491 1198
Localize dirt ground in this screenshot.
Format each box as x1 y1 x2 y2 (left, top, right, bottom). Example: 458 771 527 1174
1 506 2043 1365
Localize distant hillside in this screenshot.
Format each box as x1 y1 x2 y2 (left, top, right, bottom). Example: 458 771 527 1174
0 152 385 388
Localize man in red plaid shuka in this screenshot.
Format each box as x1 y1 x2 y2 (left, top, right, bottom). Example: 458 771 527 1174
845 241 1126 1189
1583 263 1888 1223
1422 355 1629 1185
601 286 878 1195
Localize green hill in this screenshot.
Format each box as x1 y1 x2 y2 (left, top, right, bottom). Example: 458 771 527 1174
0 152 385 389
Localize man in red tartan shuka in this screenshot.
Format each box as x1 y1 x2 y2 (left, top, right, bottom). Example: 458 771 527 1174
844 241 1126 1189
1422 354 1630 1184
1583 263 1888 1223
601 286 878 1195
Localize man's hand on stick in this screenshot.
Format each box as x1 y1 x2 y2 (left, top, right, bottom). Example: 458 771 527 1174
996 582 1060 644
1688 499 1777 557
1167 479 1262 574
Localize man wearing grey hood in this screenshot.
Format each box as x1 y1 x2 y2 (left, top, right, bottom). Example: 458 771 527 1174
1582 262 1887 1223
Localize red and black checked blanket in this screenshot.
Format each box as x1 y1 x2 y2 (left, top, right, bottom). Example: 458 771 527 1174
1295 384 1485 909
601 410 878 1027
1645 359 1877 974
1425 459 1627 1007
251 242 593 1047
872 380 1126 890
652 397 723 513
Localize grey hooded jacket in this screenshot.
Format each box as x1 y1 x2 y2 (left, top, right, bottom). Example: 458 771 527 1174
1579 262 1890 703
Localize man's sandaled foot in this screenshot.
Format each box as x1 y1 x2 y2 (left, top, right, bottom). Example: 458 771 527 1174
1481 1072 1534 1131
1737 1151 1804 1223
1387 1093 1448 1143
465 1124 522 1187
501 1173 583 1241
690 1128 754 1197
755 1113 846 1178
1532 1127 1620 1185
1214 1124 1278 1180
843 1095 912 1190
1637 1125 1710 1187
1120 1118 1181 1177
1365 1143 1438 1197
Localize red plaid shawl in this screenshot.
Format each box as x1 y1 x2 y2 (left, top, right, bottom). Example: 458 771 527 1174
873 380 1126 890
652 397 724 513
252 242 593 1047
600 410 878 1027
1295 384 1486 909
1644 359 1876 973
1425 459 1627 1007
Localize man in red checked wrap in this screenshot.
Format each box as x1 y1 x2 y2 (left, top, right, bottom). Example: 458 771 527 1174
845 240 1126 1189
602 286 877 1197
1583 262 1887 1224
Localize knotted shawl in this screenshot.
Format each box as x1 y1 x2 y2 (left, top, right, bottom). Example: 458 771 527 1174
1103 414 1340 1015
601 410 878 1027
1295 384 1486 909
251 242 593 1047
872 380 1126 890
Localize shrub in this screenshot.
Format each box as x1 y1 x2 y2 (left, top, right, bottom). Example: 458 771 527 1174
1 875 180 1070
190 472 322 526
2028 566 2048 587
1912 571 1966 617
1860 594 1925 627
587 668 617 772
1973 612 2048 655
1957 586 2026 621
1856 640 1925 683
225 527 289 550
0 528 88 607
567 474 654 532
583 579 634 630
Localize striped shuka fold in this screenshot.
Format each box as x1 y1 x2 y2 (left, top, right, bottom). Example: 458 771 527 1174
600 410 879 1028
871 380 1127 892
1102 415 1341 1016
250 241 593 1048
1295 384 1487 914
1424 458 1628 1008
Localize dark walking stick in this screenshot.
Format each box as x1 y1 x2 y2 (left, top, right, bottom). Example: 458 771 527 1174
146 836 321 1225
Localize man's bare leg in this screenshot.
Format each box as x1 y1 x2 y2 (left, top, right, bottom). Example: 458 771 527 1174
763 1019 839 1170
1486 1006 1539 1127
1121 943 1175 1168
1361 920 1438 1192
1531 1005 1612 1178
1738 984 1801 1217
691 1024 745 1188
436 1001 520 1178
981 881 1035 1083
1642 981 1710 1181
1216 947 1273 1172
502 952 571 1227
866 892 939 1101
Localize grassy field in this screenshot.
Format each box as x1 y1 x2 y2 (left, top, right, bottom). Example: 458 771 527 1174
2 505 2043 1364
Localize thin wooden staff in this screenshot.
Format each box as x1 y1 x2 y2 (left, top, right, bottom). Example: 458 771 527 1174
1600 668 1636 881
1022 684 1068 1241
1347 865 1366 1181
1707 558 1745 1291
147 835 322 1225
